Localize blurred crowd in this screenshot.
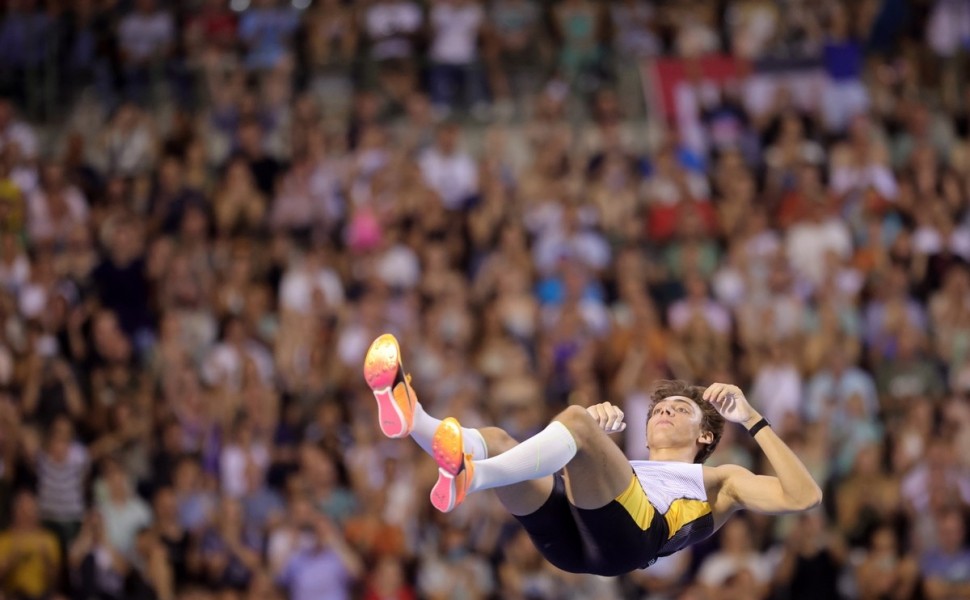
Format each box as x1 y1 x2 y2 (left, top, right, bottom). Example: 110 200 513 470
0 0 970 599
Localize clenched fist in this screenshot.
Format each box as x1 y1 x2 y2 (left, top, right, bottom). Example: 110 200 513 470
586 402 627 433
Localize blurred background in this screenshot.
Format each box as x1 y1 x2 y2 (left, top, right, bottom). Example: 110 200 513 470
0 0 968 598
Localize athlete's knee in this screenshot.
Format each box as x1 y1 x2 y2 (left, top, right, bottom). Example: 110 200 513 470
479 427 516 456
554 405 599 451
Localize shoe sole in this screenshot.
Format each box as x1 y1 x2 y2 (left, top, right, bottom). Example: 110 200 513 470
363 334 413 438
430 417 465 512
432 417 464 475
431 469 459 513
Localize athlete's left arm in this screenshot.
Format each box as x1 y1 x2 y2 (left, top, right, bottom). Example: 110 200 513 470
704 383 823 514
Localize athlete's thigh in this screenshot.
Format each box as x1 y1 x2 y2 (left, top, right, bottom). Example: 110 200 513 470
511 472 588 574
558 408 637 509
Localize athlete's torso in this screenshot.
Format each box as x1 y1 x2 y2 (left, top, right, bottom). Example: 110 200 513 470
629 460 716 557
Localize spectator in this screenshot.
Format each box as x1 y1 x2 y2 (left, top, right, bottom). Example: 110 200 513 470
150 486 195 588
126 527 174 600
219 416 271 499
148 154 207 236
269 131 344 236
803 344 878 425
772 509 846 600
240 460 284 537
419 122 479 212
199 497 262 592
834 443 900 546
233 118 283 197
68 509 128 599
362 0 423 62
185 0 238 61
0 490 61 599
0 98 38 160
0 3 50 117
278 245 345 320
820 4 868 133
921 508 970 599
117 0 175 105
417 521 495 599
214 156 267 237
238 0 299 73
276 513 362 600
854 524 920 600
363 555 416 600
784 199 852 289
100 102 157 177
428 0 487 118
874 327 945 404
485 0 545 119
172 456 216 534
96 457 153 556
696 517 771 597
92 217 153 346
551 0 606 90
35 416 89 554
748 341 803 427
26 162 89 246
668 275 732 339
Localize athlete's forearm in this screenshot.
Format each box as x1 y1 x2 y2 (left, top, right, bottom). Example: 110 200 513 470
744 412 822 509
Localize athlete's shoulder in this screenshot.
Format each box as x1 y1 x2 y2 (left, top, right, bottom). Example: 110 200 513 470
703 463 751 476
701 463 753 491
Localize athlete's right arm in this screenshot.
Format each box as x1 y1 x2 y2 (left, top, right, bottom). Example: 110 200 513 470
705 383 823 514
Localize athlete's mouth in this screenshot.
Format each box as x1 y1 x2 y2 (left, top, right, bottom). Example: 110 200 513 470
656 419 673 426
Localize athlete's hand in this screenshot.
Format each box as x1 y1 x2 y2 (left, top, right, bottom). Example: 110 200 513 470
703 383 759 426
586 402 627 433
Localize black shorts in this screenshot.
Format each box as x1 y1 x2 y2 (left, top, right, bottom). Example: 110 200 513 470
513 471 668 577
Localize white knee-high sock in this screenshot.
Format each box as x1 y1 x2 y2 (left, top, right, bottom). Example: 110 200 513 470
411 403 489 460
468 421 577 493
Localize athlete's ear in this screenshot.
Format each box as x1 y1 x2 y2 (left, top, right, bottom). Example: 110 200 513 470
697 430 714 446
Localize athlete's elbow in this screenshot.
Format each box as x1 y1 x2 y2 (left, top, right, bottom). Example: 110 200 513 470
791 486 823 511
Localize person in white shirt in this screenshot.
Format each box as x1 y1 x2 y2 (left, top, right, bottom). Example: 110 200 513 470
785 199 853 289
418 122 479 211
427 0 487 116
278 247 345 317
27 162 90 246
0 98 38 161
364 0 424 62
697 517 771 595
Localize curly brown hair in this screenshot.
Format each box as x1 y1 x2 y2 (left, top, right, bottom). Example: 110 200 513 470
648 380 725 464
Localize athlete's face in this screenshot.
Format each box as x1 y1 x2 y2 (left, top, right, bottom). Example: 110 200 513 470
645 396 713 455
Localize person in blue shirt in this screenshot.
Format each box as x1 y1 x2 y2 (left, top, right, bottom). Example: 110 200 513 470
921 508 970 599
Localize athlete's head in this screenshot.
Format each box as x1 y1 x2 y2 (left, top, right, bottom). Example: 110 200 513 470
645 380 724 463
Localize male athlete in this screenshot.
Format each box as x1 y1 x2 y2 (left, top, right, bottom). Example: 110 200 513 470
364 334 822 576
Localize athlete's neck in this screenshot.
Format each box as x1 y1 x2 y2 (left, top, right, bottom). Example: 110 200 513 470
646 446 697 463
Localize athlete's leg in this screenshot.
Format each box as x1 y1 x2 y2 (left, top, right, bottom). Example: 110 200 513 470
367 334 561 515
364 334 488 459
555 405 635 509
478 427 554 516
430 405 630 512
411 402 488 459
